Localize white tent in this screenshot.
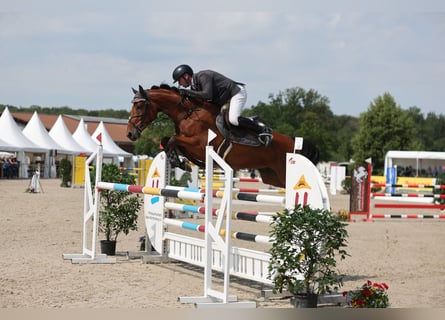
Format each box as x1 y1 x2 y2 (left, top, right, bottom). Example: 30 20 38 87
384 150 445 177
72 118 103 154
23 112 67 152
0 107 47 178
49 115 86 155
0 137 17 152
91 121 133 167
22 112 73 178
92 121 132 156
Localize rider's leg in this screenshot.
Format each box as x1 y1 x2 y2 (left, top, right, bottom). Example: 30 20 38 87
229 85 272 147
228 85 247 126
237 116 273 147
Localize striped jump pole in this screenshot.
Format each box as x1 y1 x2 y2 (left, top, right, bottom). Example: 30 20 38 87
164 218 272 244
374 203 445 210
164 201 274 223
371 193 445 199
97 182 205 201
207 187 286 194
370 183 445 189
370 213 445 220
370 203 445 220
98 181 286 205
212 190 285 205
200 176 263 183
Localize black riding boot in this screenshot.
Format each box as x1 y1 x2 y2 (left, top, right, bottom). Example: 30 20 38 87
237 116 273 147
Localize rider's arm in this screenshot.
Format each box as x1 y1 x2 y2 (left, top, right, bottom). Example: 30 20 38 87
184 72 213 101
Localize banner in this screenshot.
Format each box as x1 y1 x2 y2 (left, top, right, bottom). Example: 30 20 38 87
349 163 371 214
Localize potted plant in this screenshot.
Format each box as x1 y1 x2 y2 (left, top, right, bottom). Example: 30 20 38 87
92 163 142 255
59 158 72 187
268 204 349 308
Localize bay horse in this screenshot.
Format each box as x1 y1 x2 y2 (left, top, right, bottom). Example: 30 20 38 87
127 84 319 188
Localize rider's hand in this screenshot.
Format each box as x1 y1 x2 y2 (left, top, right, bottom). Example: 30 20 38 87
179 89 190 98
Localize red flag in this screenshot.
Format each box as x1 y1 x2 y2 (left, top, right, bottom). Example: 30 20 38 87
96 133 102 143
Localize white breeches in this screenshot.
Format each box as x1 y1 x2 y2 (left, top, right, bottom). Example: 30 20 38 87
228 85 247 126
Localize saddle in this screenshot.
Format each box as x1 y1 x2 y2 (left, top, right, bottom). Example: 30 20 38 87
216 106 266 147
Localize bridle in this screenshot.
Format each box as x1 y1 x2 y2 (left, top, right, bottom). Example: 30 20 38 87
128 98 150 136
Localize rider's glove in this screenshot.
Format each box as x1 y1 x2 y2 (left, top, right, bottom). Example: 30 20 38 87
179 89 190 98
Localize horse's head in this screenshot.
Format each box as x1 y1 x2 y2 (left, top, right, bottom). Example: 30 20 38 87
127 83 218 142
127 85 153 141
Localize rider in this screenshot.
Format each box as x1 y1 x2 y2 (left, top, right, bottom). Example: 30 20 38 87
172 64 272 147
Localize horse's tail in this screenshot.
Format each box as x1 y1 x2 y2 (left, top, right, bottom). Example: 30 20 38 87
301 139 320 165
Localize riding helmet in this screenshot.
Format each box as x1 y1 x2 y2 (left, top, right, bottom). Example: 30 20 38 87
172 64 193 83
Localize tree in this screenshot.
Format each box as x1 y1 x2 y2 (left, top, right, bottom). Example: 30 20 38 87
331 115 359 162
243 87 338 161
351 92 418 174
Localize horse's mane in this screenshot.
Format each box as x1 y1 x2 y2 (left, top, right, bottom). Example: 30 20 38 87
150 83 179 93
148 83 220 115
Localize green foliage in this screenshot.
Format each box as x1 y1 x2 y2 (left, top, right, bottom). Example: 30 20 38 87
351 93 418 173
59 158 72 187
91 164 142 241
133 114 175 156
242 87 356 162
341 177 351 194
268 205 349 296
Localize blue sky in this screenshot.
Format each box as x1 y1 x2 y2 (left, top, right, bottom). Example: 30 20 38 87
1 1 444 117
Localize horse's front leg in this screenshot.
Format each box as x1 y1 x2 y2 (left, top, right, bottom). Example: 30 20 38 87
164 136 192 172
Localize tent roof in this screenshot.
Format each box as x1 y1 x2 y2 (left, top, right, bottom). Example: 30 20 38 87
72 118 103 154
386 150 445 161
49 115 86 154
22 112 71 153
0 107 47 153
92 121 132 157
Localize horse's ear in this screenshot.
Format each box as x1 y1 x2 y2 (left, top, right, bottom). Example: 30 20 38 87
139 85 149 100
132 87 137 94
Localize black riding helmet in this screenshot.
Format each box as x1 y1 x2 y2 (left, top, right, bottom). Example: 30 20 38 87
172 64 193 83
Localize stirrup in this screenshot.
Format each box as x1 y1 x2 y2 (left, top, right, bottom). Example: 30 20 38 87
258 133 273 147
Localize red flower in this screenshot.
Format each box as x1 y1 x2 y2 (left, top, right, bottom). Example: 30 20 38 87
382 283 389 290
361 289 372 296
356 299 365 307
373 283 383 289
342 291 348 297
367 280 372 286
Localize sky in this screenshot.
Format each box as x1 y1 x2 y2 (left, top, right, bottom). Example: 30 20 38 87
1 1 444 117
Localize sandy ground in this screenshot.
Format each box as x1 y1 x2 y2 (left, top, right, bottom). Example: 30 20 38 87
0 178 444 308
